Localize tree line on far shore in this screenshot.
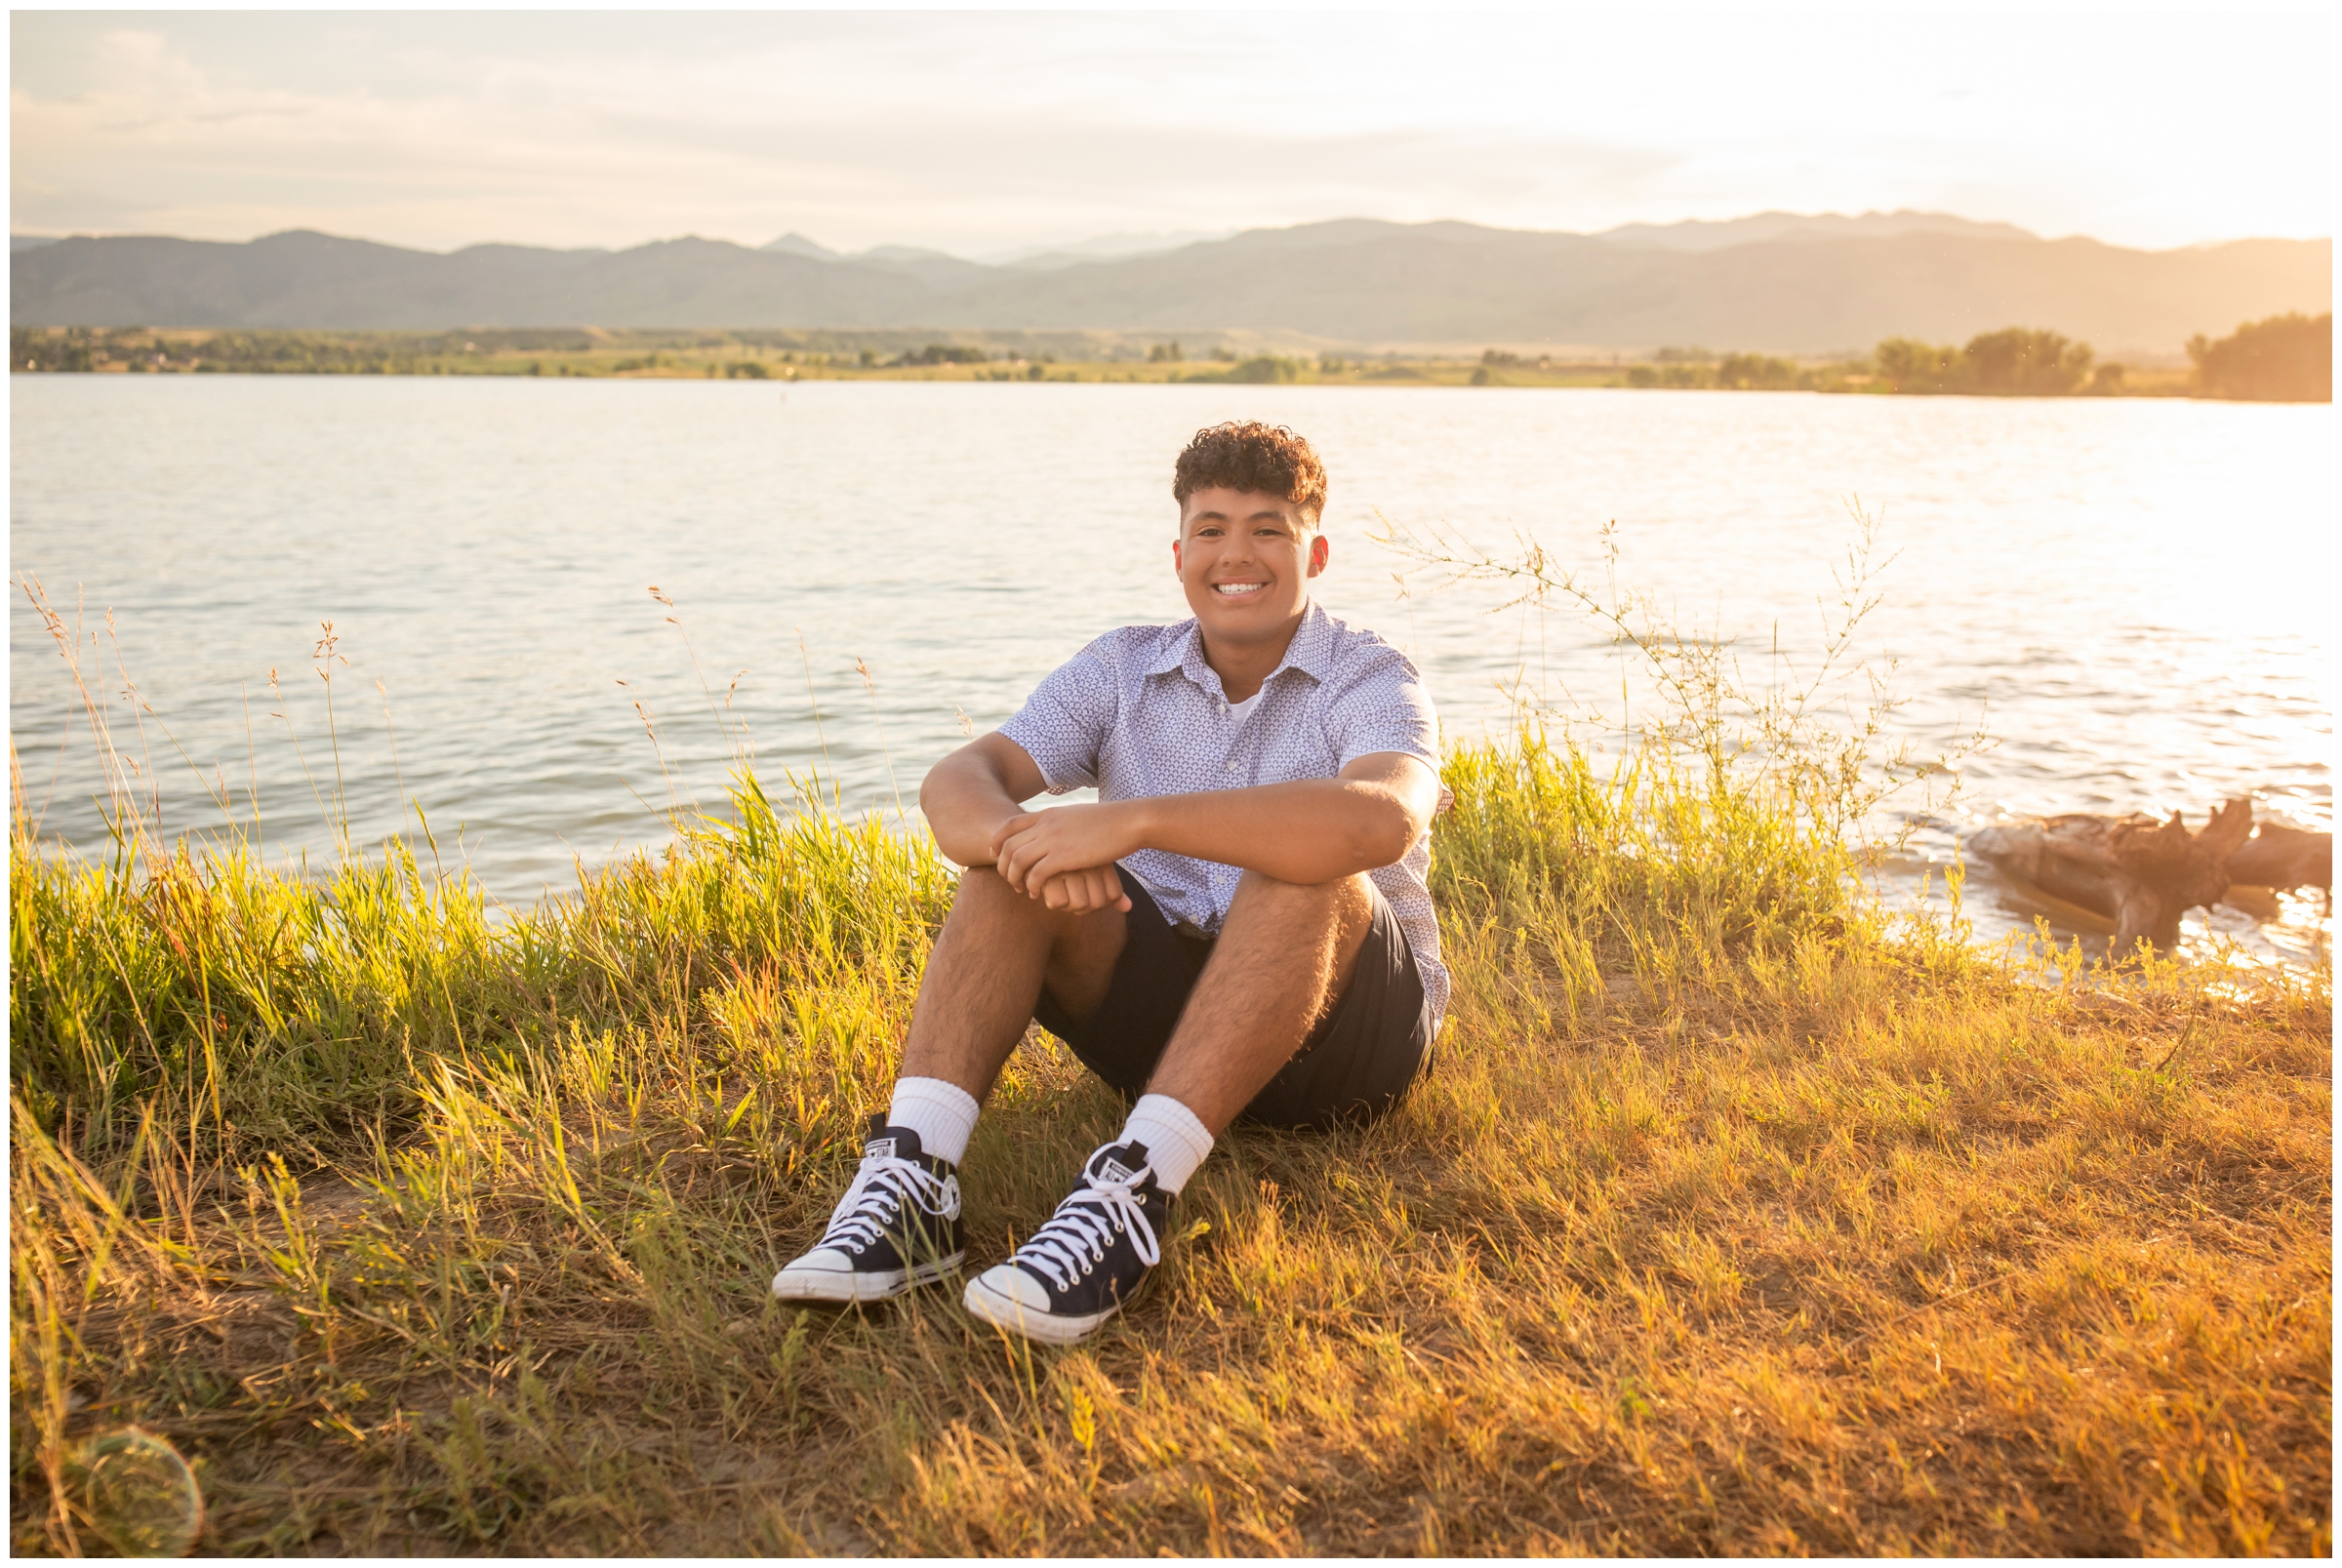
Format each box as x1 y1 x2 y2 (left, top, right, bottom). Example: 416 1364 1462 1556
1621 329 2114 395
2182 313 2331 401
1874 312 2329 400
8 312 2329 401
1609 312 2329 401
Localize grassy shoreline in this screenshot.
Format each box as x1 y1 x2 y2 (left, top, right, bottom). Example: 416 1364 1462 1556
11 728 2330 1553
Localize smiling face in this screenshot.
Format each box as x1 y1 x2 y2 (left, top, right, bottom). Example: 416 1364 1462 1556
1173 486 1329 652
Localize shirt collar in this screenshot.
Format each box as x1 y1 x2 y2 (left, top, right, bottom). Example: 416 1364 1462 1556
1275 601 1339 681
1146 601 1335 695
1143 619 1201 678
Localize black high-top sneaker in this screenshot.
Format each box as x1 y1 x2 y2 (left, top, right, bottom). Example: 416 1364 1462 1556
962 1141 1173 1345
771 1115 965 1305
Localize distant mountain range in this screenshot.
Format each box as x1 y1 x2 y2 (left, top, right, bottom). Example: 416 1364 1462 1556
11 211 2329 354
758 227 1231 271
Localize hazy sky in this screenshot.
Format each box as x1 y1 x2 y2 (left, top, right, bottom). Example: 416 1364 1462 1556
11 10 2333 256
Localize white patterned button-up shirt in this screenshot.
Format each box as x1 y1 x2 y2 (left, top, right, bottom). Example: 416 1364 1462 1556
999 601 1447 1025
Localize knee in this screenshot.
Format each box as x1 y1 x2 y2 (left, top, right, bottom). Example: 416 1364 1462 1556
1234 867 1372 899
949 864 1083 933
954 864 1010 901
951 864 1041 920
1232 868 1375 927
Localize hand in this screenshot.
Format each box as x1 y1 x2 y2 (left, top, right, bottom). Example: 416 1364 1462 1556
990 802 1139 904
1032 864 1131 914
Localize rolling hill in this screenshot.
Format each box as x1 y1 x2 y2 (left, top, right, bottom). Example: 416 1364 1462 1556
10 214 2329 355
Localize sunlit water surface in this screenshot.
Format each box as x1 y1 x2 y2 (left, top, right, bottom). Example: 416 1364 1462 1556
11 377 2331 964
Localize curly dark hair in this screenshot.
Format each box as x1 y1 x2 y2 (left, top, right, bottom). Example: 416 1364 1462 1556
1172 422 1328 524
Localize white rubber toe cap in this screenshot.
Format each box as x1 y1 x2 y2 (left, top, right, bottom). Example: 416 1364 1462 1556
969 1264 1051 1312
964 1264 1118 1345
773 1249 888 1303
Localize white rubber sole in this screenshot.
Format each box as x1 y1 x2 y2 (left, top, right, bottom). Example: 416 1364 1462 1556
771 1251 964 1305
961 1271 1121 1345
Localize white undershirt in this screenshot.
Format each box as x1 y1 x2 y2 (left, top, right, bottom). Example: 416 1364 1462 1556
1224 691 1262 723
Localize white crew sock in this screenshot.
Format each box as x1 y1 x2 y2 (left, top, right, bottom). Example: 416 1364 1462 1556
1118 1094 1214 1193
887 1076 980 1166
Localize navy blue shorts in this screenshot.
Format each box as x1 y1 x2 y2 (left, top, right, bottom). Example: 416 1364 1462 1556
1032 865 1434 1130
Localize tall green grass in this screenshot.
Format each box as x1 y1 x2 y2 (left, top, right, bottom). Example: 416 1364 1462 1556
13 694 1876 1169
11 773 952 1163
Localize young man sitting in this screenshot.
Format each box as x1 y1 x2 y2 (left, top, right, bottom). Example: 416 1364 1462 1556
771 421 1447 1345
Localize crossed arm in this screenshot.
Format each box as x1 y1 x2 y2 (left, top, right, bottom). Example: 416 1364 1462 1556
919 731 1441 913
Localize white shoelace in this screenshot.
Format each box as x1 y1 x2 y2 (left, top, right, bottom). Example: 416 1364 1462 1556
1013 1148 1161 1292
821 1148 954 1253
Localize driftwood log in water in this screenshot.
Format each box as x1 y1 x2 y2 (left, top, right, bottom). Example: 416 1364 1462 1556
1969 798 2255 951
2226 824 2334 906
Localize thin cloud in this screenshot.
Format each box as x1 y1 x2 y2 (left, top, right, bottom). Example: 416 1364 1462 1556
10 11 2331 254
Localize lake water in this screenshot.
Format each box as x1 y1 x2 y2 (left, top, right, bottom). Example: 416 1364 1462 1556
10 377 2331 965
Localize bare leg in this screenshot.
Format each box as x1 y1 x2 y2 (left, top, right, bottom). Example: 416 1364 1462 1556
899 867 1126 1103
1143 871 1376 1133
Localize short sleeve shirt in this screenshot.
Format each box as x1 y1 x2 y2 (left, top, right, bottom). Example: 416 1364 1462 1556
999 601 1447 1026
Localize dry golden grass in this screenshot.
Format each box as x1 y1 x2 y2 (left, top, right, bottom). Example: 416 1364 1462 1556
12 740 2331 1555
